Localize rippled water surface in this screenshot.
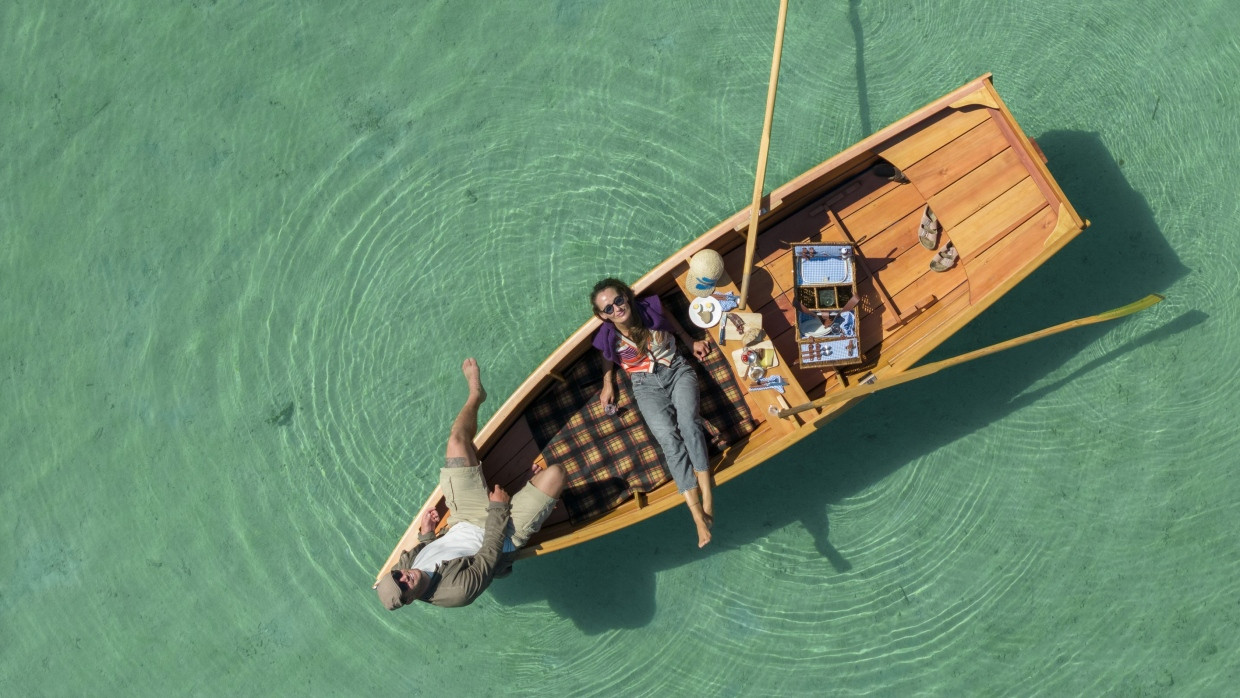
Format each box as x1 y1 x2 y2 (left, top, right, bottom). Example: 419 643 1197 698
4 0 1239 695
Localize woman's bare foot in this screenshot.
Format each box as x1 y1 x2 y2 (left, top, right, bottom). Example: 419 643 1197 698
684 488 712 548
695 520 712 548
462 358 487 404
695 471 714 519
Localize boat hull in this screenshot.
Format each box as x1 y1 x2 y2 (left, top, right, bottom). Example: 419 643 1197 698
375 74 1087 583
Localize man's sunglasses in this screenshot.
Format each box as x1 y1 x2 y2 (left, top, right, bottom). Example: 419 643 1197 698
600 295 627 315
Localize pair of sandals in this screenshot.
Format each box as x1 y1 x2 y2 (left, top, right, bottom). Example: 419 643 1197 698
919 205 957 272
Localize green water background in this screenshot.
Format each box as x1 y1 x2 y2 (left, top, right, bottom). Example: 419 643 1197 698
3 0 1238 695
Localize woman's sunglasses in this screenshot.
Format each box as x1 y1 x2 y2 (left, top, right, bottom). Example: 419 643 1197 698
600 295 627 315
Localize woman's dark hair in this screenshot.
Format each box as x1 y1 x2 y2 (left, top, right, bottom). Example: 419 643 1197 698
591 278 651 357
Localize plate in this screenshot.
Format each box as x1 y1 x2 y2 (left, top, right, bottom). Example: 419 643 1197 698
688 296 723 328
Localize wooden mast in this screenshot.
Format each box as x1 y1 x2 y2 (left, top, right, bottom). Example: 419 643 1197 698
738 0 789 310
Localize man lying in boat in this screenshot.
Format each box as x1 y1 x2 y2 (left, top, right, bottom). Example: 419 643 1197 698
376 359 567 610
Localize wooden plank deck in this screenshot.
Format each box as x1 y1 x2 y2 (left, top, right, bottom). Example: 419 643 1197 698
948 177 1045 260
930 148 1030 226
742 97 1065 403
964 205 1059 301
904 117 1009 197
878 107 991 170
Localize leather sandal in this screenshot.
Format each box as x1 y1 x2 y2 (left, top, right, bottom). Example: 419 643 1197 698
929 242 958 272
918 205 940 249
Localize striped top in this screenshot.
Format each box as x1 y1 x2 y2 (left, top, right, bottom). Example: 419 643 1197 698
616 330 676 374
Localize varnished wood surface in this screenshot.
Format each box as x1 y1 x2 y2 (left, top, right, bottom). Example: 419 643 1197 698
375 75 1088 582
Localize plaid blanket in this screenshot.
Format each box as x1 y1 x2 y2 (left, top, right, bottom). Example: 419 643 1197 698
526 296 756 524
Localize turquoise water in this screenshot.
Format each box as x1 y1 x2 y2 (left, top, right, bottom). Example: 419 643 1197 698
3 0 1238 694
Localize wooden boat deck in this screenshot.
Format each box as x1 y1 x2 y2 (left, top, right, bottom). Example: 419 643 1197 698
683 84 1081 400
374 75 1087 581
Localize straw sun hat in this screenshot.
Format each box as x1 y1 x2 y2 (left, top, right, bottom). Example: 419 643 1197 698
684 249 730 297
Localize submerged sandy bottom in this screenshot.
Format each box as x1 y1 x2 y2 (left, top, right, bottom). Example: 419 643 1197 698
3 0 1238 694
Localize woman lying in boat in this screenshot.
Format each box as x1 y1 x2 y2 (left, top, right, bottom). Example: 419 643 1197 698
590 278 716 548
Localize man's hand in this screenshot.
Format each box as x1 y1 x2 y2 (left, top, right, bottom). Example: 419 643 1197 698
419 509 441 535
488 484 511 504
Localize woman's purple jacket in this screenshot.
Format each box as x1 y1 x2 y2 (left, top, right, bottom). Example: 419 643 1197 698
591 295 673 366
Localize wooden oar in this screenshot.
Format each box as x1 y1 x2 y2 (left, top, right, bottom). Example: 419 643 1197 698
773 294 1165 419
738 0 789 310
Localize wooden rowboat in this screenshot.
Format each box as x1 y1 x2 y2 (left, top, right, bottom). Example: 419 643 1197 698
374 73 1097 584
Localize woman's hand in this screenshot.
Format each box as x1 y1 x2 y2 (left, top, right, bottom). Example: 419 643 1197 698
599 380 615 409
691 339 711 360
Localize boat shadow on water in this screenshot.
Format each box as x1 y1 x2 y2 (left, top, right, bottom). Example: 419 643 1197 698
487 130 1200 633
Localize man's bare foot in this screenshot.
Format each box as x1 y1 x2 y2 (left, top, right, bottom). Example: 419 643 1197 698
462 358 487 404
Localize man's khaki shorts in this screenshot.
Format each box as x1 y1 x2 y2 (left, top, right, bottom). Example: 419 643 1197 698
440 464 557 548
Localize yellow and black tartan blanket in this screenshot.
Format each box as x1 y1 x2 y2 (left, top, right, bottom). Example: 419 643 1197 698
526 307 756 524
